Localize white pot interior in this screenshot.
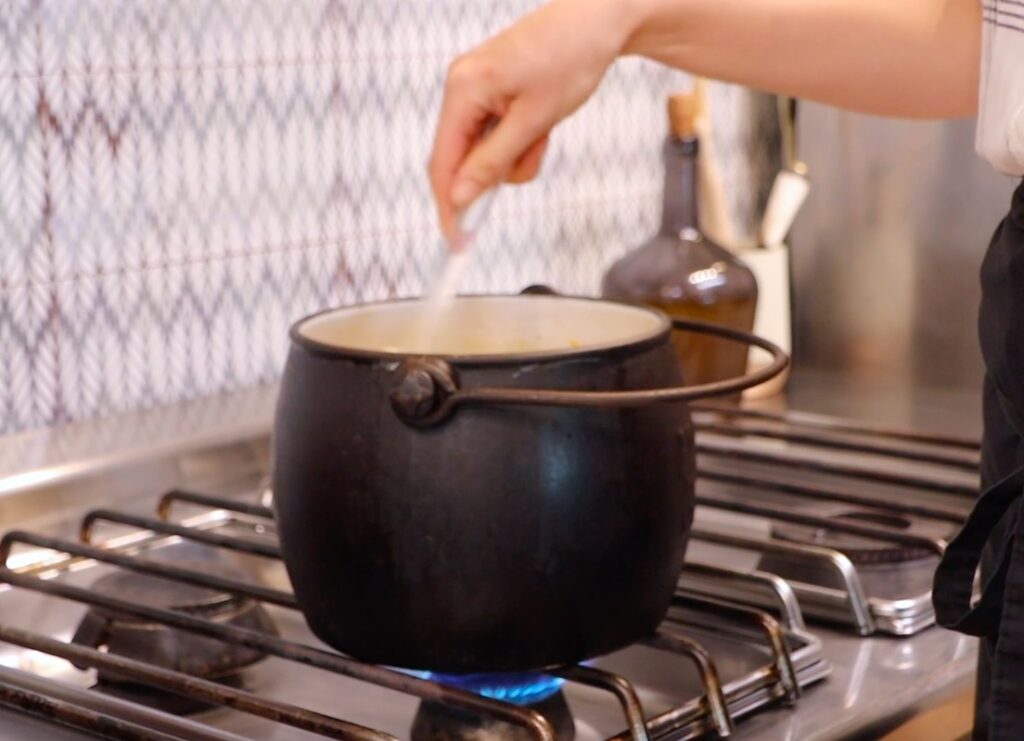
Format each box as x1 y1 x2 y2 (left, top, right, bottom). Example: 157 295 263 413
298 296 667 357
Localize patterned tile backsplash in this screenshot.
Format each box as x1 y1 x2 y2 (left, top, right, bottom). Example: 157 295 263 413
0 0 777 434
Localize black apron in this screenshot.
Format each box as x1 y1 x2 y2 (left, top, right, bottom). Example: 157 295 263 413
933 180 1024 740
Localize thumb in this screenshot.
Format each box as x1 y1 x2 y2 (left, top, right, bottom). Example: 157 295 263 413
450 102 551 209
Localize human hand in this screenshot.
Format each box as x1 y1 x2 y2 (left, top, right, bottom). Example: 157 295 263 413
428 0 642 237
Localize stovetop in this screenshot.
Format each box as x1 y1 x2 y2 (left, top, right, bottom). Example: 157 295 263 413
0 377 982 739
689 401 978 638
0 480 829 739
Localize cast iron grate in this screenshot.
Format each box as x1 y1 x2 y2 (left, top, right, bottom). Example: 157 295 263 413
0 487 820 741
687 403 979 635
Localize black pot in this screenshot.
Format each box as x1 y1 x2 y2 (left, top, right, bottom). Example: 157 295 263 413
272 294 786 672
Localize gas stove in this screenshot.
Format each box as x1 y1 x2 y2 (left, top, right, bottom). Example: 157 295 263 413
0 382 980 739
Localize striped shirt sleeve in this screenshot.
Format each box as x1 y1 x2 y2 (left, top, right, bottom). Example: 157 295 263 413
977 1 1024 175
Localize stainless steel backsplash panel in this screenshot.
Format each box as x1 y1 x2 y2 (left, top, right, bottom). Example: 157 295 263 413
790 103 1020 393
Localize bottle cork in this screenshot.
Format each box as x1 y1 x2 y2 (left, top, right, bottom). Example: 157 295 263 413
667 93 699 138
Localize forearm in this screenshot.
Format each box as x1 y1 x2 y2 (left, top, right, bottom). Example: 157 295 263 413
624 0 981 118
428 0 983 229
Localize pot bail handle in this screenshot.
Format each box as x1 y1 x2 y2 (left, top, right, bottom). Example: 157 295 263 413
390 319 788 426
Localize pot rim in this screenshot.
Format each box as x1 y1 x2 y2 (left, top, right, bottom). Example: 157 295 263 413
289 294 673 366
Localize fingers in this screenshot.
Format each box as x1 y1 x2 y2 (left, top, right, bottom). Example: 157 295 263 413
506 134 550 184
428 0 628 238
428 95 490 236
429 53 509 236
449 100 552 211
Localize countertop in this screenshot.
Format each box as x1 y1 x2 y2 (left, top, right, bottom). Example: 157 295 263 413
738 626 976 740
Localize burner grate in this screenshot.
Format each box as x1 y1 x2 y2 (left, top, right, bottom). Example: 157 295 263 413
688 405 979 636
692 403 983 452
0 679 186 741
696 441 978 498
0 489 826 741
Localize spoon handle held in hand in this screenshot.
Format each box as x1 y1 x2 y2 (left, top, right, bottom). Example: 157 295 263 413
430 118 501 307
451 187 499 252
448 117 501 252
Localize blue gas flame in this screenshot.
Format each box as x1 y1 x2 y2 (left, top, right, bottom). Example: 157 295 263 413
407 671 565 706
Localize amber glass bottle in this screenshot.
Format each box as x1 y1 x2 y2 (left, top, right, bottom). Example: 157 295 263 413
602 94 758 386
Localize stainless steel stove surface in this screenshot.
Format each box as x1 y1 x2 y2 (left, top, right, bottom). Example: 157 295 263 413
0 381 981 740
688 400 979 638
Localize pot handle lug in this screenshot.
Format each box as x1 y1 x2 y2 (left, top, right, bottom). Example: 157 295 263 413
444 319 788 413
389 358 460 427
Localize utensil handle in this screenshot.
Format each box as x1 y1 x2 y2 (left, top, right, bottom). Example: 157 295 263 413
454 187 499 242
449 118 501 251
391 319 788 426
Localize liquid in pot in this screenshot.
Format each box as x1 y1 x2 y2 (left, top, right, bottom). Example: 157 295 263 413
297 296 667 357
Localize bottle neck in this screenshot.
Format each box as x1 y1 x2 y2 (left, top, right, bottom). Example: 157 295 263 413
660 135 700 238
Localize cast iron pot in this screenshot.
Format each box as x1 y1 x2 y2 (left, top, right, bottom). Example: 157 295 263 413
272 293 786 672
